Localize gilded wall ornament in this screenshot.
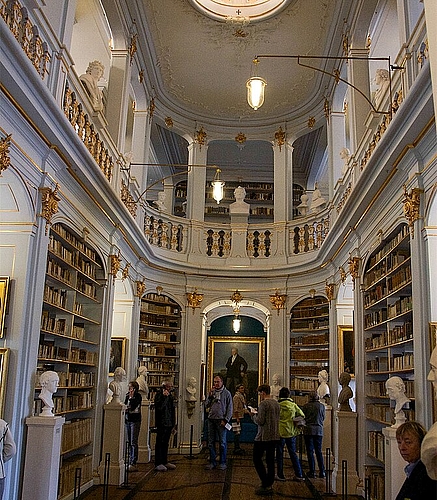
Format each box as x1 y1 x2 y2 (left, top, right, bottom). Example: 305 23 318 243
0 134 12 175
129 33 137 65
235 132 246 145
348 256 360 280
231 290 243 306
186 288 203 313
325 283 335 302
274 126 286 151
39 184 60 234
136 279 146 298
164 117 174 128
403 185 422 238
195 127 207 149
339 266 346 284
308 116 315 129
109 252 121 284
148 96 155 123
269 290 287 315
121 262 130 281
138 69 144 83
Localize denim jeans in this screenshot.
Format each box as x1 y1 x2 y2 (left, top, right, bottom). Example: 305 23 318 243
207 419 228 465
253 440 277 488
304 434 325 475
125 420 141 465
276 436 303 477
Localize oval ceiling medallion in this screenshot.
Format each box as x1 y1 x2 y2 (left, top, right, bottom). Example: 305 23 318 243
190 0 292 23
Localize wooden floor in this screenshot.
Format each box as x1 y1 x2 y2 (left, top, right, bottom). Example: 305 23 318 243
79 445 360 500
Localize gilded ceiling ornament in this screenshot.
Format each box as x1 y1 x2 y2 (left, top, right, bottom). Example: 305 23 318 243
274 126 286 151
324 98 330 122
366 34 372 50
195 127 207 149
325 283 335 302
342 33 349 55
333 68 341 84
164 117 174 128
148 96 155 123
269 290 287 315
231 290 243 306
307 116 315 129
403 185 422 238
186 288 203 313
109 252 121 284
135 279 146 298
0 134 12 175
39 184 60 234
121 262 130 281
339 266 346 284
235 132 246 145
348 256 360 280
233 28 248 38
129 33 137 65
138 69 144 83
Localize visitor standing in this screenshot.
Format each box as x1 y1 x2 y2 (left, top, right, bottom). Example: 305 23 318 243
124 381 142 471
205 374 233 470
0 418 16 500
154 380 177 472
275 387 305 481
232 384 247 454
250 384 280 496
302 391 326 478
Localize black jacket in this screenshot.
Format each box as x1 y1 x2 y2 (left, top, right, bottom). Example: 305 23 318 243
124 392 142 423
226 354 248 378
154 388 176 428
395 460 437 500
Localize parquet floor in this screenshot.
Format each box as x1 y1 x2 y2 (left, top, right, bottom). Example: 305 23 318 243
79 445 359 500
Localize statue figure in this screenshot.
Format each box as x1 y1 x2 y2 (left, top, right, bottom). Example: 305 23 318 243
297 192 309 216
386 376 411 427
136 366 149 400
270 373 281 400
79 60 105 111
374 68 390 107
185 376 197 418
155 191 167 212
39 371 59 417
338 371 353 411
421 345 437 479
229 185 250 214
310 182 326 212
339 147 351 175
317 369 330 404
108 367 127 404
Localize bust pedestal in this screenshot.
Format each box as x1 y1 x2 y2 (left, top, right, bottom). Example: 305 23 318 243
227 211 250 265
382 425 406 500
22 415 65 500
332 410 360 494
98 402 125 485
138 399 151 462
322 405 332 455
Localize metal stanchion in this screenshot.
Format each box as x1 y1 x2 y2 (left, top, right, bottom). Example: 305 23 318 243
323 448 336 497
364 476 370 500
73 467 81 500
103 452 110 500
122 440 130 487
342 459 348 500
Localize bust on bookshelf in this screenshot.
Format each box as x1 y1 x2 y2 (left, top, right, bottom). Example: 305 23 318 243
108 367 127 405
338 372 353 411
39 371 59 417
386 376 411 427
136 366 149 400
317 370 330 404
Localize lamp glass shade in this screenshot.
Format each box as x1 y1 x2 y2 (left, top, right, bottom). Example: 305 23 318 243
246 76 267 110
232 316 241 333
211 169 225 204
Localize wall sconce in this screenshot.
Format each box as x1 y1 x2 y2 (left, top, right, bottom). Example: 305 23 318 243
247 54 400 115
186 288 204 313
269 289 287 315
211 168 225 204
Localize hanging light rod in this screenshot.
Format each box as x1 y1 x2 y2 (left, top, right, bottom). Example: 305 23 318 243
247 54 403 115
124 163 224 204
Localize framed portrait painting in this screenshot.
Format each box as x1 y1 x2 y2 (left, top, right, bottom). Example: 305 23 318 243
109 337 127 375
208 336 265 407
0 277 10 338
338 325 354 378
0 348 10 418
430 322 437 422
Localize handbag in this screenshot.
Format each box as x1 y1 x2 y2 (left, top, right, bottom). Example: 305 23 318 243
293 416 306 428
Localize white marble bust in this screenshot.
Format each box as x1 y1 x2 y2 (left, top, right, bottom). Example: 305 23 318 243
156 191 167 212
421 345 437 479
374 68 390 107
270 373 281 400
39 370 59 417
108 367 126 404
230 186 250 214
317 369 330 403
186 376 197 402
310 182 326 212
386 376 411 427
80 60 105 111
136 366 149 400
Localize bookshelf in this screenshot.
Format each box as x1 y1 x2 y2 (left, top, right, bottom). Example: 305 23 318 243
289 296 330 406
36 222 104 499
363 223 414 499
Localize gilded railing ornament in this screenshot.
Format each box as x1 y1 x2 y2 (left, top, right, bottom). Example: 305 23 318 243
109 252 121 284
274 126 286 151
325 283 335 302
186 288 203 313
121 180 137 218
0 134 12 175
269 290 287 315
403 184 422 238
135 279 146 298
39 184 60 234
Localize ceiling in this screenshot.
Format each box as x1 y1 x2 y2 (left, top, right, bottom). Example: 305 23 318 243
130 0 355 185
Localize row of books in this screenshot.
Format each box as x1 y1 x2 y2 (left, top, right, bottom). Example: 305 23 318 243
58 454 93 499
366 379 414 398
367 226 409 270
44 285 67 309
47 258 73 286
250 207 274 216
364 251 409 290
364 296 412 328
76 277 97 299
368 430 385 462
52 223 98 262
49 237 97 280
365 322 413 350
365 466 385 500
291 320 329 330
366 404 415 424
290 332 329 345
290 378 319 391
40 313 87 341
290 365 325 376
140 312 180 327
38 342 96 365
291 349 329 361
141 302 179 315
139 331 178 342
137 360 176 371
61 418 92 454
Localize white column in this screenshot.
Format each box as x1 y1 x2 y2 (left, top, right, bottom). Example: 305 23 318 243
328 110 347 195
347 48 371 153
382 426 406 500
273 142 292 222
138 399 151 462
98 403 126 485
22 416 65 500
130 109 152 194
186 141 207 221
268 309 287 384
423 0 437 151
